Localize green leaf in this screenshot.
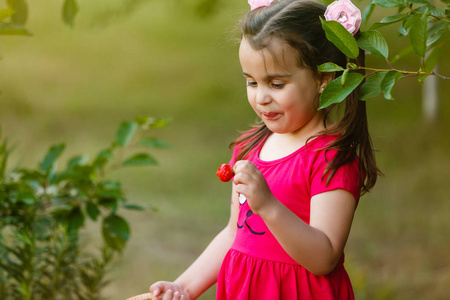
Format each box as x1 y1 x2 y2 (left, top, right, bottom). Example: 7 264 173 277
362 3 376 23
370 13 409 29
149 117 172 129
317 62 344 72
137 137 171 148
391 45 413 63
347 62 358 69
0 137 8 179
424 46 441 71
398 22 410 36
319 73 365 109
115 121 138 147
62 0 78 27
0 22 31 36
357 30 389 59
417 73 428 83
94 147 114 169
0 8 15 22
134 116 172 129
67 155 88 169
39 144 65 173
380 71 404 100
373 0 407 8
425 47 442 71
7 0 28 25
359 72 388 100
17 191 35 206
123 203 145 211
402 13 420 30
416 3 445 18
67 206 85 233
51 205 85 233
341 69 350 86
98 180 122 191
102 214 130 252
122 153 158 166
320 18 360 59
409 13 428 58
98 198 118 212
427 22 449 48
86 201 100 221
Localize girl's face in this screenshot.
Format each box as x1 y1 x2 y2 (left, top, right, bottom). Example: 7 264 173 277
239 37 328 136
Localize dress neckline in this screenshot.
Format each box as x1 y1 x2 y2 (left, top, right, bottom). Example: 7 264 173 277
253 134 332 166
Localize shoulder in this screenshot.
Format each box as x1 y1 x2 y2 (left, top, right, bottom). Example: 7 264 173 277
305 134 339 151
307 135 362 202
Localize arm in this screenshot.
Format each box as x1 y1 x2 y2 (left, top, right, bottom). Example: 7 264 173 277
150 185 239 299
259 189 356 276
233 160 356 276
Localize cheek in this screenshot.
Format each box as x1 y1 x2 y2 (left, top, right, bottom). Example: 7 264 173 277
246 90 257 108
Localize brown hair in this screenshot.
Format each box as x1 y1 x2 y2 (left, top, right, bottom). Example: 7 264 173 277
231 0 381 195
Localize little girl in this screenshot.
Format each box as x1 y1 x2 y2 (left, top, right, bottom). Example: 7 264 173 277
149 0 380 299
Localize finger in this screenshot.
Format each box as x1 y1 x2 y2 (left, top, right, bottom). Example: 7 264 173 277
233 160 249 173
233 171 253 186
234 159 250 169
162 289 174 300
173 291 181 300
150 282 170 296
149 286 160 297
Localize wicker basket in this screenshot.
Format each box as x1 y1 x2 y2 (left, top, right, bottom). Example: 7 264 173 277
126 292 154 300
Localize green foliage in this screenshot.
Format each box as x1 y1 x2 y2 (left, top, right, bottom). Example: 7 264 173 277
357 30 389 59
0 0 30 36
319 73 365 109
62 0 78 27
320 17 360 58
0 117 170 299
320 0 449 108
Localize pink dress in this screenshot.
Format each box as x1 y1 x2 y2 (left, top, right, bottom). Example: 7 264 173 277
216 134 361 300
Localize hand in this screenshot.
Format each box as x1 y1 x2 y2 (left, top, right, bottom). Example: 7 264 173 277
149 281 191 300
233 160 276 215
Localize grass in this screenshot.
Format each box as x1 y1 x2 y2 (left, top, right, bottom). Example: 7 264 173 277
1 0 449 299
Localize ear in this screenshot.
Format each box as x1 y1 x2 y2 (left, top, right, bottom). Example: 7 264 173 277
318 72 335 93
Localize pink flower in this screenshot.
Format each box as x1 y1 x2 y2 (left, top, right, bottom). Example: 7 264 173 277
248 0 274 10
324 0 361 36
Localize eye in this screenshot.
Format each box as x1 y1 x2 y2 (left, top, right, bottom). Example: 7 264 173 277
271 82 285 89
246 81 257 87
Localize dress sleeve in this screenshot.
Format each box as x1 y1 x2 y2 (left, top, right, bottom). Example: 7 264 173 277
228 146 239 167
310 148 362 205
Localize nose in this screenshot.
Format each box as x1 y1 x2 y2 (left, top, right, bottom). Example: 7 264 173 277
255 87 272 105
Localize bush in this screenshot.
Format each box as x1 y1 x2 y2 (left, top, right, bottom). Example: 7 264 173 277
0 116 170 300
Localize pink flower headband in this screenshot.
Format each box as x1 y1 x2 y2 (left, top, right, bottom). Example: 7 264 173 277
248 0 273 10
324 0 361 36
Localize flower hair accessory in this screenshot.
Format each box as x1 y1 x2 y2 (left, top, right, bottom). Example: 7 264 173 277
324 0 361 36
248 0 274 10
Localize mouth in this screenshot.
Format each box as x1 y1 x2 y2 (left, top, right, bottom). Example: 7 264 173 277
261 112 280 120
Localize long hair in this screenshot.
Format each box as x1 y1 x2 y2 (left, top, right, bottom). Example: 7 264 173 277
231 0 381 195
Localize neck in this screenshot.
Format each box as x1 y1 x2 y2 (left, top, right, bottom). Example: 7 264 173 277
260 112 326 161
285 109 326 142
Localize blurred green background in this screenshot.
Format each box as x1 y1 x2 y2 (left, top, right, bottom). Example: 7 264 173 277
1 0 449 299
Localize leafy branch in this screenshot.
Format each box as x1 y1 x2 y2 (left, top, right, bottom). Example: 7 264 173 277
319 0 449 108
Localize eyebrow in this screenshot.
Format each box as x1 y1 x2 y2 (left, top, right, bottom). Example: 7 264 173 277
242 72 292 79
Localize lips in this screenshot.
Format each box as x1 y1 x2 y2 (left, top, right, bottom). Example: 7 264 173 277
261 112 280 120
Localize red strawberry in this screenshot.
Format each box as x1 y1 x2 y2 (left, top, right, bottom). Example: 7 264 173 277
216 164 234 182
